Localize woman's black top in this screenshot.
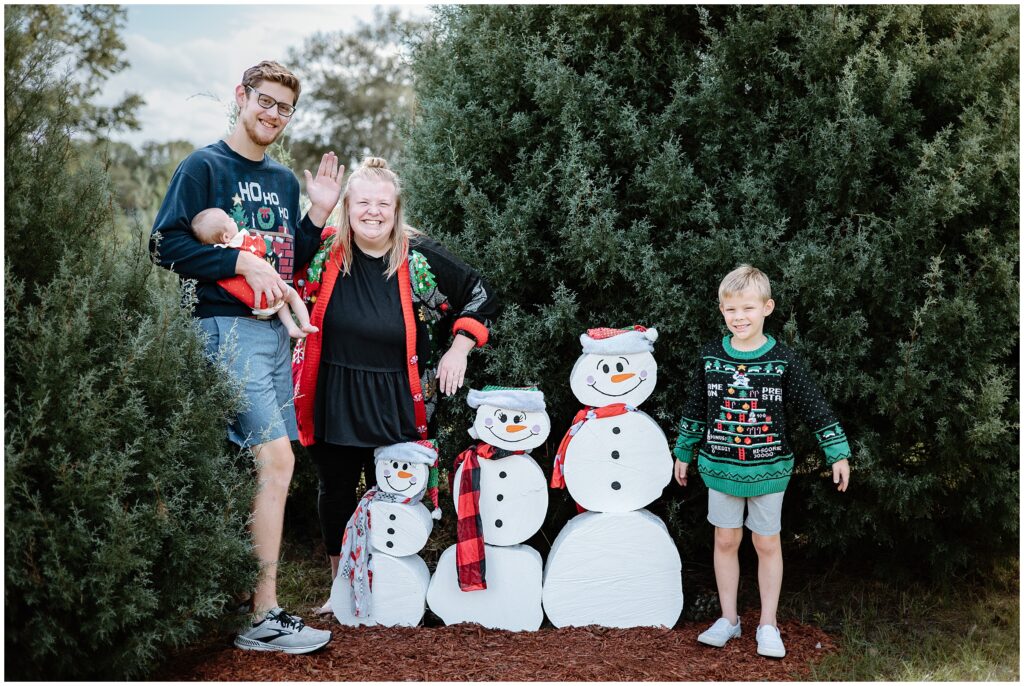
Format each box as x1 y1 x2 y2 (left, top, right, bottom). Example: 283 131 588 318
313 243 419 446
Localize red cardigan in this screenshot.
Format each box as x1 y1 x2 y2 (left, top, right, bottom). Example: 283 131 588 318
291 229 494 447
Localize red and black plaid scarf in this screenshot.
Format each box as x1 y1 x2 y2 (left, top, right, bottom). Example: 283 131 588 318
450 442 523 591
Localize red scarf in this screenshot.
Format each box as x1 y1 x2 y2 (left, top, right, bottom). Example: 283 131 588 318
550 403 635 489
450 442 523 591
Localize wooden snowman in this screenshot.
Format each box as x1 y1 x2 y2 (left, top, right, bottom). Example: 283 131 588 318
427 386 550 631
543 326 683 628
330 440 440 627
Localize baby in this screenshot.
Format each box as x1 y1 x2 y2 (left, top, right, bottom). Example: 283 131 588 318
191 208 317 339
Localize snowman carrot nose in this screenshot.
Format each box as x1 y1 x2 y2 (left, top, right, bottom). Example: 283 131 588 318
506 424 527 433
397 470 413 478
611 372 635 383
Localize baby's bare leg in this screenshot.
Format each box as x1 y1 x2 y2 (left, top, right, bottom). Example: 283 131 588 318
275 304 307 339
283 286 318 334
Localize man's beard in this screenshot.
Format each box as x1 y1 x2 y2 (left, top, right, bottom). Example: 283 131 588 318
242 114 281 148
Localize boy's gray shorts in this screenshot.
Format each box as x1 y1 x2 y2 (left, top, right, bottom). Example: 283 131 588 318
707 488 785 536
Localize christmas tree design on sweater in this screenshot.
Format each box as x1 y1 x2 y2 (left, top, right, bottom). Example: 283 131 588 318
673 335 850 497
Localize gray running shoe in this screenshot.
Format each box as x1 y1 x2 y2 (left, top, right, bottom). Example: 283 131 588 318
234 607 331 654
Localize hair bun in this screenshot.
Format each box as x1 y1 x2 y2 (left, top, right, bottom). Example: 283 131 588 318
362 156 389 169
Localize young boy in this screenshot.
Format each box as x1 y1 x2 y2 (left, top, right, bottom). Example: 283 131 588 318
673 264 851 659
191 207 318 339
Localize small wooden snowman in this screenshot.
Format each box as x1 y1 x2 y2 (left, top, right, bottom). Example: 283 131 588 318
331 440 440 627
427 386 550 631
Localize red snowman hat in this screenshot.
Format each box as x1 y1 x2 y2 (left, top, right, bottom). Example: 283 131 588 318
580 325 659 355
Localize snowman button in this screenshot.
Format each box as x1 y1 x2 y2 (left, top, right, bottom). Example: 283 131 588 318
387 528 395 534
611 481 621 490
495 519 503 528
389 514 396 521
499 471 507 478
611 450 620 459
613 427 621 434
386 541 394 548
496 494 504 501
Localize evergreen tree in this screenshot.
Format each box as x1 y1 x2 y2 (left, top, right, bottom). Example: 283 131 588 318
5 7 258 678
286 7 428 172
403 5 1019 578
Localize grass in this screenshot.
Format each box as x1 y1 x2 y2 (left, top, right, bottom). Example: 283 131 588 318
784 558 1019 681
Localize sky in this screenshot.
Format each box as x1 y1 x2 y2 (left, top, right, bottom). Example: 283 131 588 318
98 3 431 148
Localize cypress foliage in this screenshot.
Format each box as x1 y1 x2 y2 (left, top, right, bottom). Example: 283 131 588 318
5 10 257 679
403 5 1019 578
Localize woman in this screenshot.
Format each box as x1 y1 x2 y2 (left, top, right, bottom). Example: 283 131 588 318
291 157 498 613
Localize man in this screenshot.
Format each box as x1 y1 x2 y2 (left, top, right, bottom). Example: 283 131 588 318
151 61 342 654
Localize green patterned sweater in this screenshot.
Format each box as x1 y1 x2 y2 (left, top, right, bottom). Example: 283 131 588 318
673 335 851 497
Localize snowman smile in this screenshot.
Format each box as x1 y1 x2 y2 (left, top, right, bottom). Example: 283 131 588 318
384 475 416 492
486 425 535 442
588 377 645 397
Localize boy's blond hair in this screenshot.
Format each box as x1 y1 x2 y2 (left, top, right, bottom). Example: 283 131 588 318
241 60 301 103
718 264 772 302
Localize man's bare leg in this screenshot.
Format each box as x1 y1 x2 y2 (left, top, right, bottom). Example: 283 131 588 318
249 435 295 615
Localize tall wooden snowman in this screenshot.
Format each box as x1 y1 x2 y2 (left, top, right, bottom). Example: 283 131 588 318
543 326 683 628
427 386 550 631
330 440 441 627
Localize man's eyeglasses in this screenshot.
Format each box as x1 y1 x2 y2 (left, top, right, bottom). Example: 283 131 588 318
245 86 296 118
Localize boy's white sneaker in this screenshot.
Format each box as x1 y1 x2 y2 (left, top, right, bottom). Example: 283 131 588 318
697 617 741 647
756 624 786 658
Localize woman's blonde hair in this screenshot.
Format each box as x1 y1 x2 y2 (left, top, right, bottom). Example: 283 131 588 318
332 156 420 277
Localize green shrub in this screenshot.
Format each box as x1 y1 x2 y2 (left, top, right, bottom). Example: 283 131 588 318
403 5 1019 578
4 9 257 679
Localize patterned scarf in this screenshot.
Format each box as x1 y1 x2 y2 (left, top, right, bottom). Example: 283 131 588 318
450 442 523 591
550 403 636 490
339 486 420 618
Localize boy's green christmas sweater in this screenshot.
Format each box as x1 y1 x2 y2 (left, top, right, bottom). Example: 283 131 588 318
674 335 851 497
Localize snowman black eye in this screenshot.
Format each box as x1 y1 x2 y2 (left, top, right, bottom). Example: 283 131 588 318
498 412 508 423
616 362 624 372
392 461 399 469
602 364 610 373
402 463 409 470
514 414 523 423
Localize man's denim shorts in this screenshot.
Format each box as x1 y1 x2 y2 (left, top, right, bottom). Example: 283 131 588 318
707 488 785 536
198 316 298 449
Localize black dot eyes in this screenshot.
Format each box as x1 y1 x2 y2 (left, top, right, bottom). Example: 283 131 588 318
392 461 399 468
498 412 507 422
513 414 523 423
602 364 610 373
616 362 624 372
402 463 409 470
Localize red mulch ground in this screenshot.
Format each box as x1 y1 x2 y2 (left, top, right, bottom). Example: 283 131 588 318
157 618 835 681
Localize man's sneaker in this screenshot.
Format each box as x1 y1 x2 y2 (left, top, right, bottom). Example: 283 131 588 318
234 607 331 654
756 624 786 658
697 617 742 647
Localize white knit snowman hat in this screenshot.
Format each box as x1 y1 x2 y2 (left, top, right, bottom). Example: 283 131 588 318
467 385 546 412
579 325 659 355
